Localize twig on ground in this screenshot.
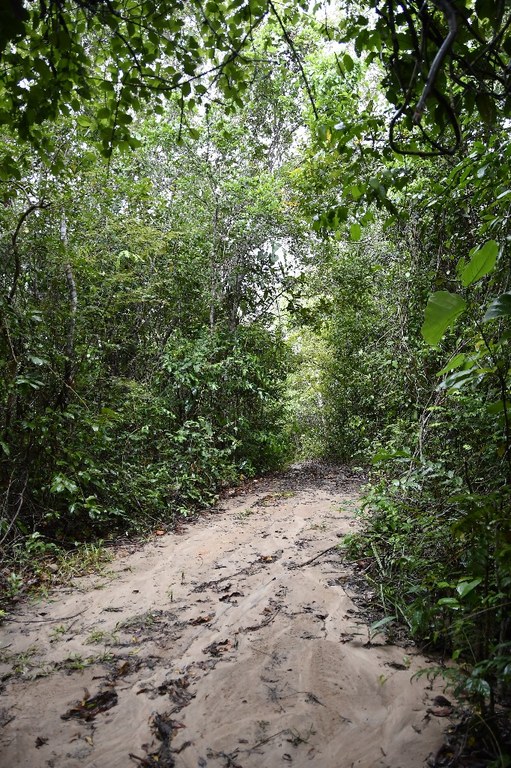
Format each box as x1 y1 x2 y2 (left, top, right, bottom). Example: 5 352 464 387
240 608 281 633
292 546 339 568
241 729 289 754
4 609 85 624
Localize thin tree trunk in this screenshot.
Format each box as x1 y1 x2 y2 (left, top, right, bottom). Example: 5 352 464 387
209 201 219 330
58 217 78 406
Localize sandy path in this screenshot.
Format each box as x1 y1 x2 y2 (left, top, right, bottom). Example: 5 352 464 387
0 464 446 768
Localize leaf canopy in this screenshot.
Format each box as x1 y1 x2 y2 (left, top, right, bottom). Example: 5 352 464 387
0 0 301 156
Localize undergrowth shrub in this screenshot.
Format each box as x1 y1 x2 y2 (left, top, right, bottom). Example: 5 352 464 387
345 390 511 726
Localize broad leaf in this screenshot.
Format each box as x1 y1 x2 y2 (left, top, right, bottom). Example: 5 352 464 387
422 291 467 346
350 223 362 241
372 448 412 463
456 578 482 598
437 353 467 376
460 240 498 287
483 292 511 322
486 399 508 414
437 597 461 610
465 677 491 698
440 367 486 391
369 615 396 639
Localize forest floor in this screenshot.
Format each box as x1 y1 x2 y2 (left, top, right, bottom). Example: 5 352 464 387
0 462 449 768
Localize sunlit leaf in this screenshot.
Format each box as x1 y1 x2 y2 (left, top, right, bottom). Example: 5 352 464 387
437 353 467 376
421 291 467 346
350 223 362 241
460 240 498 287
456 578 482 598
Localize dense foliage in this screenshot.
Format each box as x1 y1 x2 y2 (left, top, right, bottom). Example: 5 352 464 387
0 79 305 594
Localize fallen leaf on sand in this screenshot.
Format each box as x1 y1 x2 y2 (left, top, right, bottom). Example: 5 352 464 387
433 695 452 707
189 614 215 625
61 690 118 721
428 706 453 717
203 639 232 656
428 697 453 717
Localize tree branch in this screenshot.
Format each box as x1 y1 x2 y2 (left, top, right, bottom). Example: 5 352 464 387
268 0 318 120
8 201 50 303
413 0 457 124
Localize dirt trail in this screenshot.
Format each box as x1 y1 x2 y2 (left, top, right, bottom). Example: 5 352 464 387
0 464 446 768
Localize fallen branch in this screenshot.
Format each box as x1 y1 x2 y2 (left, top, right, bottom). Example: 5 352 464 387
242 728 288 754
240 608 280 633
292 545 340 569
4 609 85 624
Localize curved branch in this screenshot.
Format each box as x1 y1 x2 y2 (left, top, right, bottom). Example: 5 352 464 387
390 88 461 156
8 201 50 303
413 0 457 123
387 1 461 156
268 0 318 120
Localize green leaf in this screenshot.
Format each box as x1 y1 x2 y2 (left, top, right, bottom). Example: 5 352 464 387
465 676 491 698
27 354 47 366
369 615 396 639
437 597 461 610
50 474 79 494
349 223 362 241
483 293 511 321
486 399 508 414
342 53 354 73
440 367 484 391
437 353 466 376
76 115 93 128
116 112 133 125
456 578 482 598
460 240 498 287
475 92 496 125
421 291 467 346
372 448 412 463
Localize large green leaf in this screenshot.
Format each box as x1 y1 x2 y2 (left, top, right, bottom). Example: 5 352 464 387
349 223 362 241
421 291 467 346
456 578 482 598
437 353 467 375
483 293 511 322
460 240 498 287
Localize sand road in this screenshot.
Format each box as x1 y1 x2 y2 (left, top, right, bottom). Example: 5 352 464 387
0 464 446 768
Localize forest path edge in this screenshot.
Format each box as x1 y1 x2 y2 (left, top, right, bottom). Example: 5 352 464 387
0 463 447 768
